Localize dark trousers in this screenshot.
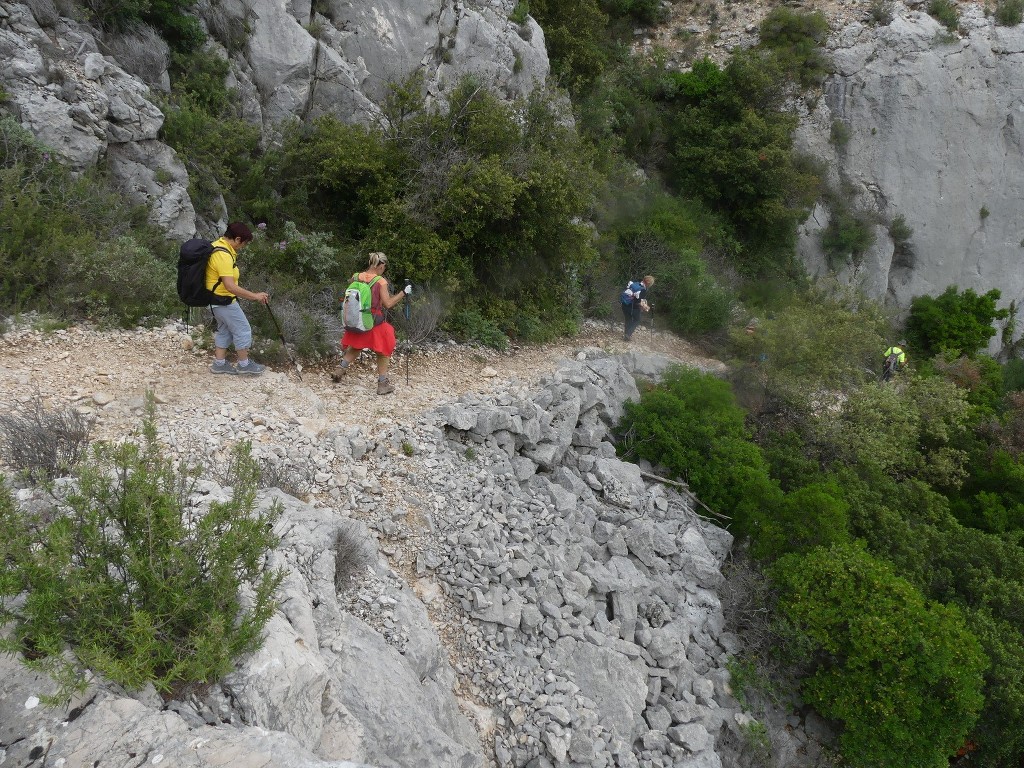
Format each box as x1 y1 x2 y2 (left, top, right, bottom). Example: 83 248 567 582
622 301 641 340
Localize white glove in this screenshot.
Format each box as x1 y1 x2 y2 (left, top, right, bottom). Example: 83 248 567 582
403 284 413 295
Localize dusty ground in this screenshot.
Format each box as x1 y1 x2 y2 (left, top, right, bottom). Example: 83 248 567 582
0 317 722 443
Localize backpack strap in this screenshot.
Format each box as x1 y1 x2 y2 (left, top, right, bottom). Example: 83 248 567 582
209 246 233 295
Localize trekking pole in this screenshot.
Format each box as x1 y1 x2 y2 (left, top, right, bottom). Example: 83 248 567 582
403 280 411 386
264 301 303 381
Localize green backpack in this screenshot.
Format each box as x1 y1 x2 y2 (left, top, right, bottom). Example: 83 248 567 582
341 274 381 332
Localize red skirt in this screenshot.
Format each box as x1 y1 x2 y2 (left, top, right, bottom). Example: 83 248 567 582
341 321 396 357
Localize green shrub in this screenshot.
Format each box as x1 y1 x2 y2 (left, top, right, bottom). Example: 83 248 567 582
751 480 851 559
83 0 204 50
772 544 987 768
510 0 530 23
928 0 960 31
906 285 1008 359
996 0 1024 25
617 367 782 525
829 119 851 148
888 213 913 256
757 8 831 87
1004 358 1024 391
0 414 283 701
869 0 895 25
443 307 509 350
0 117 172 324
60 236 178 325
820 204 876 263
602 0 668 25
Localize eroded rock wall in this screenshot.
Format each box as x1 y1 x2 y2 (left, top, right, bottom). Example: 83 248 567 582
797 1 1024 341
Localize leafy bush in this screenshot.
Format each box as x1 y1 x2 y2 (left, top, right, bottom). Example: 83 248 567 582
617 367 782 526
757 8 831 87
83 0 204 50
869 0 895 25
602 0 668 25
996 0 1024 25
906 285 1008 359
928 0 960 31
0 413 283 701
510 0 530 24
0 117 174 324
443 307 509 350
820 204 876 263
0 397 91 482
528 0 609 91
772 544 986 768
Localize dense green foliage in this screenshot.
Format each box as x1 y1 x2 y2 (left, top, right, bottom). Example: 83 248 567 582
76 0 204 49
0 117 177 325
773 544 986 768
0 417 282 701
906 285 1008 358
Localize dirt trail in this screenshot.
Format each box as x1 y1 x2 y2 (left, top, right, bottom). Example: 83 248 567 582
0 319 722 440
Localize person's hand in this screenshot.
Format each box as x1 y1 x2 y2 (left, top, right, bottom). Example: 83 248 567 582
254 291 270 305
640 299 650 312
403 284 413 295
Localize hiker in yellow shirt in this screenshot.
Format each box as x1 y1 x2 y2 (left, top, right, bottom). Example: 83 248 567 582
207 222 270 376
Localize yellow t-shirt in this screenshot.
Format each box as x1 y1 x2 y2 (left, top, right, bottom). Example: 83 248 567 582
205 237 238 299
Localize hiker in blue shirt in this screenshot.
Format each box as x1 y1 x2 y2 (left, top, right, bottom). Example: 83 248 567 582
621 275 655 341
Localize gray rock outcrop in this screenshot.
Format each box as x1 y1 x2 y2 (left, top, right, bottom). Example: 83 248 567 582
0 0 550 238
797 2 1024 344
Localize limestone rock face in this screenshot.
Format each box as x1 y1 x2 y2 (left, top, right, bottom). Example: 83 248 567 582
0 3 196 236
212 0 548 126
797 3 1024 342
0 0 549 238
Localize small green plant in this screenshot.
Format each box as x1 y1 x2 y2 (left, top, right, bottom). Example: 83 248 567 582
154 167 174 184
465 446 477 461
869 0 895 25
510 0 530 24
305 19 327 39
739 719 772 762
0 405 284 702
996 0 1024 25
401 440 414 457
0 85 10 103
888 213 914 255
981 205 991 220
928 0 960 31
513 51 524 74
830 120 851 149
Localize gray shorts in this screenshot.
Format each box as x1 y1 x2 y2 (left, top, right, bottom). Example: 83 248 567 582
211 300 252 351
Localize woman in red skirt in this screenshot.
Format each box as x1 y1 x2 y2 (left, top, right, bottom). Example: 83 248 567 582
331 252 411 395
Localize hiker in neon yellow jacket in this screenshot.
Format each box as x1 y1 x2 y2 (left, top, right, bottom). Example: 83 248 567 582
882 341 907 381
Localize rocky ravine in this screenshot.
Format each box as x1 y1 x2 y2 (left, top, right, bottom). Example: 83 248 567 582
0 321 829 768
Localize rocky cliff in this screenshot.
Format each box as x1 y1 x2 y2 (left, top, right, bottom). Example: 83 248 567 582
0 344 828 767
797 0 1024 337
0 0 547 238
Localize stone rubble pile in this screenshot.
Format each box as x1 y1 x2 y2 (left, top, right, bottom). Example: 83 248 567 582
0 335 826 767
362 349 753 768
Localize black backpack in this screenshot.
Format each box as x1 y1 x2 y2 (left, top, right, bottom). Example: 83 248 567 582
177 239 235 307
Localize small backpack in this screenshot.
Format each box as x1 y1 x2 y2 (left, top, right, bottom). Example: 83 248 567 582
177 239 234 307
621 280 643 305
341 274 382 332
883 351 900 379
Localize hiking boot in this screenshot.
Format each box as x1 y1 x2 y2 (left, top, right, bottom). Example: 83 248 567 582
377 377 395 396
330 365 349 383
236 361 266 376
210 361 237 375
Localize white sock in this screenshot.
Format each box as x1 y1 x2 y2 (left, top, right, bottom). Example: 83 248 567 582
238 359 250 367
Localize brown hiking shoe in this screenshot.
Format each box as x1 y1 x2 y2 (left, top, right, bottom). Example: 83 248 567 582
377 377 395 395
330 366 348 383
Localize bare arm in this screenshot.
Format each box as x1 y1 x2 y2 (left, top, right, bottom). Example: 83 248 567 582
378 279 405 310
